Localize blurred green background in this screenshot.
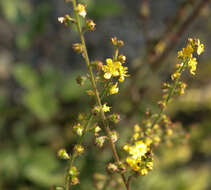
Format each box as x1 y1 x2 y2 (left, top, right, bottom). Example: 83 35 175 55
0 0 211 189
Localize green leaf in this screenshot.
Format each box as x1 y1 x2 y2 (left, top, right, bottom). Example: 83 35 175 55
13 64 38 90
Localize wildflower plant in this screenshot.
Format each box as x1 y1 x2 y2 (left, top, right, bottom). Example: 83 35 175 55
57 1 204 190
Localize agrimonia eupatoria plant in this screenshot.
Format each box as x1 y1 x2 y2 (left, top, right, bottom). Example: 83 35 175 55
56 1 204 190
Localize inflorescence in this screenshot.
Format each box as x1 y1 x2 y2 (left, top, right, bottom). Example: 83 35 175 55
57 0 204 189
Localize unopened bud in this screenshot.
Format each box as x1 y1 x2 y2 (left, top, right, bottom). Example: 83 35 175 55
76 75 86 86
107 163 118 173
118 54 126 63
72 43 83 53
86 19 96 31
57 149 70 160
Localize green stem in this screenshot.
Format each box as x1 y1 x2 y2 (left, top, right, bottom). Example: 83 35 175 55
71 0 128 189
150 60 187 129
65 114 93 190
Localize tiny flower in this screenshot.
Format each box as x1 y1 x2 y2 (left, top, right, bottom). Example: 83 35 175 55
57 149 70 160
146 161 153 170
78 113 86 121
188 57 197 75
178 82 187 95
118 55 126 63
132 132 139 140
76 75 86 86
110 131 119 143
58 17 65 23
134 124 141 133
123 144 130 151
86 19 96 31
94 125 101 136
71 176 79 185
86 89 95 96
117 40 124 47
74 144 84 155
158 100 166 109
76 4 87 18
102 103 111 112
111 37 118 46
153 136 161 144
196 42 204 55
109 83 119 95
140 168 148 175
171 71 181 80
92 60 104 71
73 123 84 136
72 43 83 53
58 14 75 26
95 136 107 148
69 166 79 176
92 106 101 115
107 163 118 173
108 113 120 124
166 128 173 136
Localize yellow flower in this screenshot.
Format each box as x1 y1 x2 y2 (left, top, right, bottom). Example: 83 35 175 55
73 123 84 136
124 141 148 160
132 133 139 140
134 124 141 133
188 57 197 75
74 144 84 155
102 58 128 82
76 4 87 18
184 44 194 58
102 103 111 112
94 125 101 136
57 149 70 160
109 83 119 95
196 39 204 55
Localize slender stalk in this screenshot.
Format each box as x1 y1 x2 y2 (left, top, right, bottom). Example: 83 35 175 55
71 0 128 189
65 82 110 189
65 114 93 190
150 61 187 129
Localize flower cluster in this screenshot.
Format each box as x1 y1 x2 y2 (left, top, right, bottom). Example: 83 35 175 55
57 0 205 189
123 140 153 175
102 58 128 83
177 38 204 76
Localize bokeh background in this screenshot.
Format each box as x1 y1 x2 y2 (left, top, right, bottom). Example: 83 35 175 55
0 0 211 189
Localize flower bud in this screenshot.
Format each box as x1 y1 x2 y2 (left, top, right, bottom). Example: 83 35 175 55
76 75 86 86
73 123 84 136
95 136 107 148
107 163 118 173
86 19 96 31
110 131 119 143
117 40 124 47
72 43 83 53
58 14 75 26
74 144 84 155
91 60 103 71
71 177 79 185
71 176 79 185
111 37 118 46
86 90 95 96
118 54 126 63
76 4 87 18
69 166 79 176
94 125 101 136
108 113 120 124
57 149 70 160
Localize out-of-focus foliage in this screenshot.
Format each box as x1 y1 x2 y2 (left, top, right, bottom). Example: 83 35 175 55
0 0 211 190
